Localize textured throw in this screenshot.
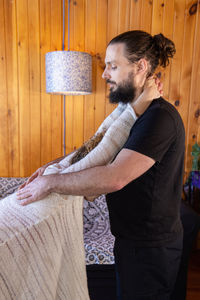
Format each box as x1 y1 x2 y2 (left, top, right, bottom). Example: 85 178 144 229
0 103 137 300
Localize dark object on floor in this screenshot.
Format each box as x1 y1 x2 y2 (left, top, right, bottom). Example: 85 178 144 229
170 201 200 300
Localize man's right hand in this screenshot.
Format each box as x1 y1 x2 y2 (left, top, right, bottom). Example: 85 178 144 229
18 165 47 190
18 154 68 190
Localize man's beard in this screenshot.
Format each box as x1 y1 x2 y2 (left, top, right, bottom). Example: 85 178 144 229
108 72 137 104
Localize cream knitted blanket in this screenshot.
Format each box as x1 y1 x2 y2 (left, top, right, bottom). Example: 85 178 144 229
0 103 137 300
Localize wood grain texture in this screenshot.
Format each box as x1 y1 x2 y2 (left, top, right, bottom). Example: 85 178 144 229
40 0 52 166
140 0 153 33
84 0 96 141
72 0 84 150
0 0 9 176
0 0 199 177
16 0 31 177
94 0 107 132
105 0 119 117
28 0 41 174
130 0 142 30
118 0 131 34
65 0 74 154
185 0 200 171
4 0 20 176
162 0 175 99
50 0 63 160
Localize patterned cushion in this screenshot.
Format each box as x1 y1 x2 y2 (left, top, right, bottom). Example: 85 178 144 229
0 177 115 265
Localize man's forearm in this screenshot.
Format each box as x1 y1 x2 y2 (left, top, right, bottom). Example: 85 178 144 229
17 148 154 206
17 163 122 205
47 165 119 197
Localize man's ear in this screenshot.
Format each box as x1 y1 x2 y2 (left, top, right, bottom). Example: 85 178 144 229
136 58 149 74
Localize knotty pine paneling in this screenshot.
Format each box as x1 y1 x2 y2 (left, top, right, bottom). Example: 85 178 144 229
84 0 96 141
50 0 63 162
0 0 199 178
71 0 85 152
94 0 107 132
3 0 20 176
186 1 200 171
0 0 9 176
40 0 54 166
28 0 41 175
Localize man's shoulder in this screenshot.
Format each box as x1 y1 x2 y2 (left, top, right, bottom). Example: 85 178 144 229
132 97 185 138
148 97 177 114
144 97 184 126
136 97 174 122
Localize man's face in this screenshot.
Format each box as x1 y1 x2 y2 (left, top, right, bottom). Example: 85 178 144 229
102 43 137 104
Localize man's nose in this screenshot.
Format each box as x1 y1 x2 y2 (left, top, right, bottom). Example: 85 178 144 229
102 68 111 80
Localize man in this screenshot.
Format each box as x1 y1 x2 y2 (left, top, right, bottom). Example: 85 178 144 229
17 30 185 299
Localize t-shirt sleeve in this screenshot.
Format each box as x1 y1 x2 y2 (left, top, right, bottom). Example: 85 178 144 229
123 107 176 162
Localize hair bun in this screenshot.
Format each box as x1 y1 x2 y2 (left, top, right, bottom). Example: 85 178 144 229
153 33 176 68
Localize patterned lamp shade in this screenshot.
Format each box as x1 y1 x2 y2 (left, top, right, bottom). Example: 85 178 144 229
45 51 92 95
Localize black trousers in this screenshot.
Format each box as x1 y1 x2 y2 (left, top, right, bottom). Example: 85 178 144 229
114 236 183 300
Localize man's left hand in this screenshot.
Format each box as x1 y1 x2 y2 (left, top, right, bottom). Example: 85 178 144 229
16 176 51 205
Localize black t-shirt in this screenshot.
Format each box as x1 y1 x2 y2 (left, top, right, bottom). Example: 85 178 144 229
106 98 185 247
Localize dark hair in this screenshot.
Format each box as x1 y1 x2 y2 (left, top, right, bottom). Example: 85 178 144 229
108 30 176 74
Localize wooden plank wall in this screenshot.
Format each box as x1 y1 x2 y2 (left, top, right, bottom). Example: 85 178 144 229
0 0 199 178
